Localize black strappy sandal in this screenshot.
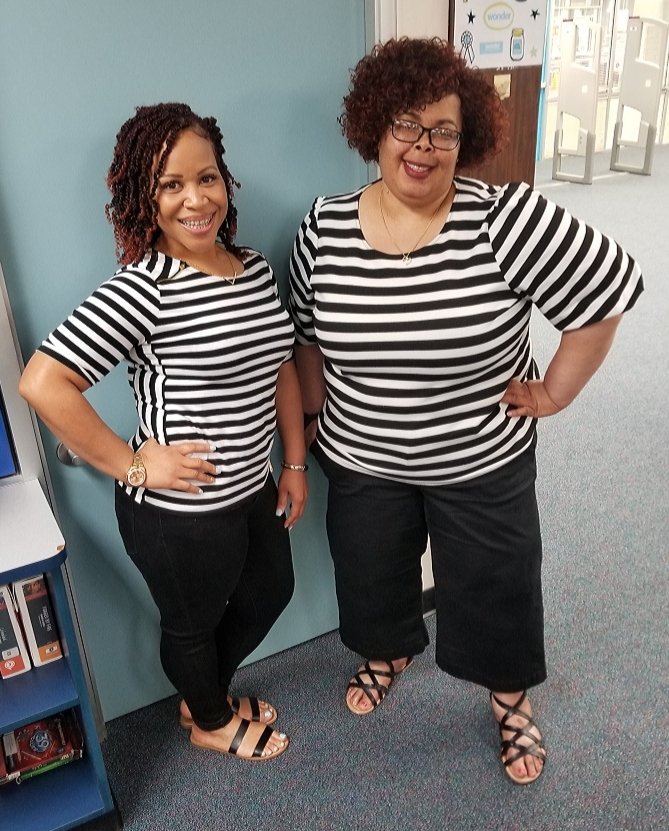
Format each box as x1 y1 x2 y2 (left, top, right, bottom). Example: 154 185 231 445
346 658 413 715
490 691 546 784
190 718 288 761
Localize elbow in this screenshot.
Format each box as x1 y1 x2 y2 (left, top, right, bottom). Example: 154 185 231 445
19 353 63 412
18 365 39 407
19 364 35 404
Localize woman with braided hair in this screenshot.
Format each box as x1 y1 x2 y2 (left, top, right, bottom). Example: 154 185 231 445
20 102 307 761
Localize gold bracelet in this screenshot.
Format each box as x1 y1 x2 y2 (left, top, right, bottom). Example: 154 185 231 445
281 461 309 472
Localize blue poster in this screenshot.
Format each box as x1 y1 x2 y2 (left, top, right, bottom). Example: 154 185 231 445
0 391 18 478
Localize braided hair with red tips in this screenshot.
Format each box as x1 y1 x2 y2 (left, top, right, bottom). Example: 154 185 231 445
105 103 242 265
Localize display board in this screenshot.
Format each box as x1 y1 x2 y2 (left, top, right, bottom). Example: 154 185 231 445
0 390 19 478
452 0 549 68
0 263 49 487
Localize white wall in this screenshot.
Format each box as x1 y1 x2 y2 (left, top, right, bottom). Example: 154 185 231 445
633 0 669 19
368 0 450 43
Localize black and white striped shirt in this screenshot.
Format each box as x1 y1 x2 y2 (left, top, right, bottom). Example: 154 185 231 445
41 249 294 512
289 177 643 484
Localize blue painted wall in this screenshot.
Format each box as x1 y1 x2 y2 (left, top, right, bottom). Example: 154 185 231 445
0 1 367 720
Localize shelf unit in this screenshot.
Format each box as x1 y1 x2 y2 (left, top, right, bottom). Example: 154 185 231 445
0 478 121 831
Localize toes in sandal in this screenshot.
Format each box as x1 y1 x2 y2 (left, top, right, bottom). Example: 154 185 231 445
230 696 278 726
190 718 288 762
490 691 546 785
346 658 413 716
179 696 277 729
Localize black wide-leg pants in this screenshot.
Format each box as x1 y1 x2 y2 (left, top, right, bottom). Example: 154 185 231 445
315 441 547 692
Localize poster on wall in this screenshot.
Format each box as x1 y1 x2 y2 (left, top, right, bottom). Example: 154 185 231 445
452 0 549 69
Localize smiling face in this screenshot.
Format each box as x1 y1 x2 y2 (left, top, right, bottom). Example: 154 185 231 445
153 128 229 261
377 94 462 209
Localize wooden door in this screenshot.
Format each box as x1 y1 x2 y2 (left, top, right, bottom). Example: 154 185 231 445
458 65 543 186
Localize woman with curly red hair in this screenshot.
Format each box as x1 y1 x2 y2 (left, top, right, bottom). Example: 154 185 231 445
289 38 642 784
21 102 308 761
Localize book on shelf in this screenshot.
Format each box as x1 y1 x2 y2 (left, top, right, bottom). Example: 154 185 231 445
12 574 63 667
0 583 31 678
0 710 84 785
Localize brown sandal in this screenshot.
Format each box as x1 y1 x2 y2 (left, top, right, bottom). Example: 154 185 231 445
490 691 546 785
179 696 277 729
190 718 288 761
346 658 413 715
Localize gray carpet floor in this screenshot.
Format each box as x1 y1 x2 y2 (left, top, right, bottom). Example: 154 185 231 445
102 147 669 830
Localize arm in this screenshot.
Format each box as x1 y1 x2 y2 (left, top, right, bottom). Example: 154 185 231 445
19 352 216 491
294 343 325 446
274 359 308 528
502 315 623 418
289 201 324 423
294 343 325 412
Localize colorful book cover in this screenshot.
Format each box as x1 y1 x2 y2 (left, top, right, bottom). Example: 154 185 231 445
13 574 63 666
0 741 16 784
1 711 84 785
0 583 31 678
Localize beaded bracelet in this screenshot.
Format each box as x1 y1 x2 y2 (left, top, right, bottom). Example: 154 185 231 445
281 461 309 472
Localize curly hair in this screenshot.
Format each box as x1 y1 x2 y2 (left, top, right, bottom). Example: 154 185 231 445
105 103 242 265
341 38 508 169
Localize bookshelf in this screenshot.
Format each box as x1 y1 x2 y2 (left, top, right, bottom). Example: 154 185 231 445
0 478 121 830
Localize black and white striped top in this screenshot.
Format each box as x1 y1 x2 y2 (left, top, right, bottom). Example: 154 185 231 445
40 249 294 512
289 177 643 485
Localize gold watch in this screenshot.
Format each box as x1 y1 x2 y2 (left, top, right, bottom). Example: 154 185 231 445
125 452 146 487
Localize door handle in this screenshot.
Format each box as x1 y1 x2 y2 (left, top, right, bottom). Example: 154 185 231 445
56 442 85 467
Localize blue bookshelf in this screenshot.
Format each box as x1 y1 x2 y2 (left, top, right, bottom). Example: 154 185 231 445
0 660 78 732
0 479 121 831
0 756 111 831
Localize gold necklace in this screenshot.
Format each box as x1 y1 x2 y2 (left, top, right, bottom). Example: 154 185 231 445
220 247 239 285
378 185 452 265
178 247 239 285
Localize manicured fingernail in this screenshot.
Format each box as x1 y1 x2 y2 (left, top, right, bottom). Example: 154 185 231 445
275 509 283 516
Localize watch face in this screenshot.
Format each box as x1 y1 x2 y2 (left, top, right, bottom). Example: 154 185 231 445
127 465 146 486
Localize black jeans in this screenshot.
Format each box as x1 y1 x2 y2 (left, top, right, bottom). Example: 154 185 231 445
115 476 294 730
315 440 546 692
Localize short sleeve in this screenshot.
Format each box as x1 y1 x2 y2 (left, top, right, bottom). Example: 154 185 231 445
288 197 323 344
38 269 160 385
488 182 643 330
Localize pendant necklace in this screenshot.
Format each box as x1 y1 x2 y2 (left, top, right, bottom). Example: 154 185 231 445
178 247 239 285
378 185 452 265
219 248 239 285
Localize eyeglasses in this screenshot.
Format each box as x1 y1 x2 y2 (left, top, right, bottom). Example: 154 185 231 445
391 119 462 151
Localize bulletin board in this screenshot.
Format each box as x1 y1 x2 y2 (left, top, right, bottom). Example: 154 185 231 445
451 0 549 69
0 389 19 478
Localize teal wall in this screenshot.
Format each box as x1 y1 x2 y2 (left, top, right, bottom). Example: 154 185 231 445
0 1 367 720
